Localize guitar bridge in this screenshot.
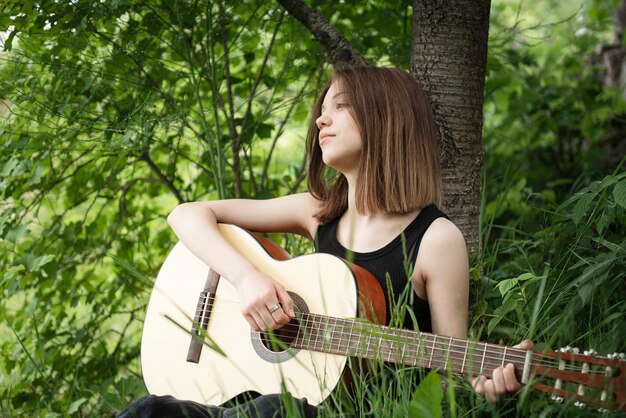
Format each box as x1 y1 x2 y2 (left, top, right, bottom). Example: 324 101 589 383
186 269 221 363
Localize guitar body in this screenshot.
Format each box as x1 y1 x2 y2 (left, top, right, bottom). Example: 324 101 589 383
141 224 383 405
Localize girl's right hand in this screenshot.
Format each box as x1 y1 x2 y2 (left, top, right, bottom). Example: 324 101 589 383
235 270 295 332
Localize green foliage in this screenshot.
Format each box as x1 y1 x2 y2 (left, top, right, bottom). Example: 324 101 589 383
1 1 324 416
409 371 444 418
474 1 625 416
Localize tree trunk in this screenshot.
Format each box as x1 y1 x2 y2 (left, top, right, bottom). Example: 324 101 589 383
595 0 626 170
411 0 491 253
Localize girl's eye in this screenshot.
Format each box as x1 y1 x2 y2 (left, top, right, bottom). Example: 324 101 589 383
336 103 348 109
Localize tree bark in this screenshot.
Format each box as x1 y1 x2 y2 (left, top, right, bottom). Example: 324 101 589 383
599 0 626 91
411 0 491 253
595 0 626 169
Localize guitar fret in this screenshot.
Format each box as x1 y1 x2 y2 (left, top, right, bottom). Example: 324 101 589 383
322 316 329 352
412 330 421 367
326 317 334 352
479 342 487 375
322 316 330 352
461 339 469 374
428 334 436 369
443 336 452 370
338 318 346 356
293 315 303 347
501 346 507 367
348 321 355 356
313 315 321 352
307 314 315 350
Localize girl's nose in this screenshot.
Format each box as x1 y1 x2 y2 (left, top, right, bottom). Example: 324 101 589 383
316 113 331 129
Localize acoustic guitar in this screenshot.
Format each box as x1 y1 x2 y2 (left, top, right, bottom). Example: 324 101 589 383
141 224 625 411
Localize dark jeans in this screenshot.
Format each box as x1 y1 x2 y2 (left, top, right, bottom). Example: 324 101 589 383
116 393 319 418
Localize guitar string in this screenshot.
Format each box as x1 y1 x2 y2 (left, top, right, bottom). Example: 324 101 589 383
198 296 599 370
190 319 609 378
198 296 613 371
187 297 613 374
194 307 592 374
196 302 596 370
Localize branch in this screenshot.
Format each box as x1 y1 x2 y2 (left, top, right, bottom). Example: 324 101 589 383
219 2 244 197
237 9 286 196
276 0 369 69
139 151 185 203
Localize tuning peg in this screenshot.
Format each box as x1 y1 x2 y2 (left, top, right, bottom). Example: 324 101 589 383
551 394 564 403
584 348 596 356
560 346 572 353
574 401 585 408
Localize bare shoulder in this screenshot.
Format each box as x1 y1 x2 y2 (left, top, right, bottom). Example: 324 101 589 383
415 217 468 282
421 217 466 251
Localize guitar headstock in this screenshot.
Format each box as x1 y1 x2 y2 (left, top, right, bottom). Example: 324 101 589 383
530 346 625 412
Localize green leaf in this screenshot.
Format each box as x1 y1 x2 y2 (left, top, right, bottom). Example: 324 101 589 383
572 192 596 224
409 370 443 418
256 122 273 139
17 253 55 272
4 30 17 52
613 179 626 210
496 272 535 296
67 397 88 415
6 224 29 243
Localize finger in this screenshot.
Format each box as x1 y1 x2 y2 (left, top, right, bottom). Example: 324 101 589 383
492 367 507 397
503 363 521 393
276 285 295 318
483 380 497 404
514 340 533 350
472 375 487 395
257 308 279 331
270 306 291 326
249 308 274 332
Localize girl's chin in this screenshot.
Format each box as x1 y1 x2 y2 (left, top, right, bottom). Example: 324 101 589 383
321 154 358 173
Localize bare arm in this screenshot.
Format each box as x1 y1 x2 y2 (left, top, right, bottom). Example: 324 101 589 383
167 192 321 331
414 218 531 402
414 217 469 339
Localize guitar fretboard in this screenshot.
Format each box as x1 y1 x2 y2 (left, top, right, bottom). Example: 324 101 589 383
290 313 528 378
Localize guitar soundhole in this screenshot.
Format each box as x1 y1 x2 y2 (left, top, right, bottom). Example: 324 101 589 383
260 321 301 353
251 291 308 363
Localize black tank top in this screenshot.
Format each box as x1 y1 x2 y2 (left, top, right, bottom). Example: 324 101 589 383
314 204 448 332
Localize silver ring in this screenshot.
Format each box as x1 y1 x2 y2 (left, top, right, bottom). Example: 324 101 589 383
267 303 281 314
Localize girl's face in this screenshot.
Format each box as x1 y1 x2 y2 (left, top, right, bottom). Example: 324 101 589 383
316 81 362 174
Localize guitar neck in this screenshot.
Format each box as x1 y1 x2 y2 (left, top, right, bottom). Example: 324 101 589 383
291 313 530 381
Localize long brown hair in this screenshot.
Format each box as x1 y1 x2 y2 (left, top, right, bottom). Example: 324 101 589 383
306 67 443 223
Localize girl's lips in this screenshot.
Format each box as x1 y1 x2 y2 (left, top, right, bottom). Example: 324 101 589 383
319 134 334 144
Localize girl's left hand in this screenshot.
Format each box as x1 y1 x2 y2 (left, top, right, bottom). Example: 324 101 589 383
472 340 534 403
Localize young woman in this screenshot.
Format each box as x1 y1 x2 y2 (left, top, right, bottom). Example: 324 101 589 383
118 66 530 418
